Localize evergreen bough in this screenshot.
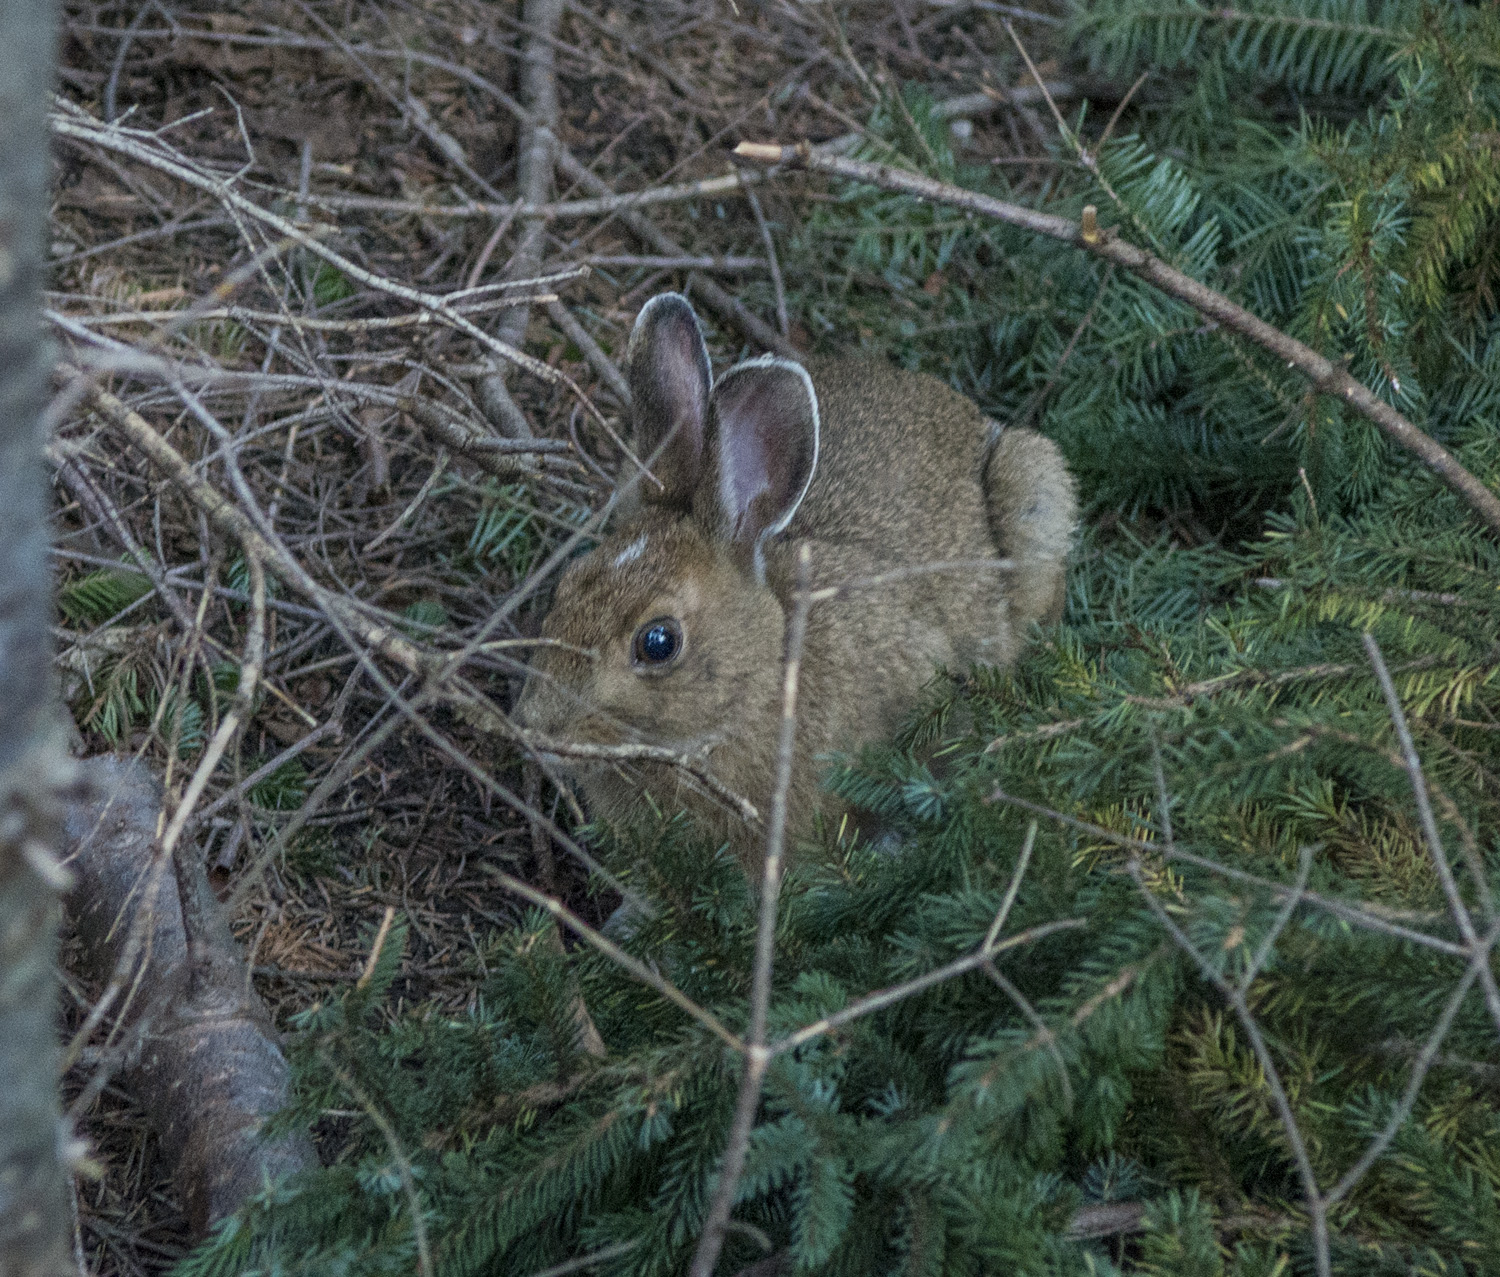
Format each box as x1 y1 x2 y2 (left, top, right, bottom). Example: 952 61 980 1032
177 3 1500 1273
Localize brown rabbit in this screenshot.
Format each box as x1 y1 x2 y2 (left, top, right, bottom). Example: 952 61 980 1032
516 293 1076 869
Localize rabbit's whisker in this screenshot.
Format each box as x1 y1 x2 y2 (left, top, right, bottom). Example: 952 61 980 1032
477 636 596 658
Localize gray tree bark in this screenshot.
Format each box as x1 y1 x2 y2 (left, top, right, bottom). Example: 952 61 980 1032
64 756 317 1238
0 1 76 1274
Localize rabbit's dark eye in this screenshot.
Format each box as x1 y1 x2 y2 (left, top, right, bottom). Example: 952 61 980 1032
632 617 683 668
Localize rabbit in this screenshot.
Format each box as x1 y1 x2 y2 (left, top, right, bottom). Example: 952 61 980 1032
516 292 1077 871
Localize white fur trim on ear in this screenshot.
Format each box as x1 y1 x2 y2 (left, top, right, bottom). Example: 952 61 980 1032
742 355 819 538
716 354 820 588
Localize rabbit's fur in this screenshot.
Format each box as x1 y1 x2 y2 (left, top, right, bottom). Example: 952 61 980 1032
516 294 1076 869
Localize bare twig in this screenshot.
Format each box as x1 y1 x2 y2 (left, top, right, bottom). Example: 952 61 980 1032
806 557 1012 603
985 819 1037 948
523 733 760 826
1240 845 1313 993
56 294 561 331
543 298 632 406
1363 632 1500 1036
81 381 432 674
77 379 652 919
157 549 266 862
102 1 157 123
304 171 768 223
394 396 579 488
478 0 566 438
1363 633 1495 927
742 184 788 339
50 108 606 425
983 962 1073 1105
980 650 1495 751
688 544 814 1277
553 149 798 358
288 0 501 205
517 1242 641 1277
581 253 763 273
357 906 398 990
191 716 341 828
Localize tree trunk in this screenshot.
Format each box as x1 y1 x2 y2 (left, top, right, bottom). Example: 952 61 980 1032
0 1 75 1273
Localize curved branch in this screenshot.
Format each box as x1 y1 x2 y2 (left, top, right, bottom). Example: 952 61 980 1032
733 142 1500 540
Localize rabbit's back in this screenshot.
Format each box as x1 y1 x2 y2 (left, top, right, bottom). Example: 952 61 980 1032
762 358 1018 752
786 357 991 557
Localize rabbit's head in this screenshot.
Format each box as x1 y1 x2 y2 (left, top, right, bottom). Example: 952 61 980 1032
516 294 818 783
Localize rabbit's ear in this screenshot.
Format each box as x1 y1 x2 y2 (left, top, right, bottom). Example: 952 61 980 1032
704 356 819 576
626 293 712 503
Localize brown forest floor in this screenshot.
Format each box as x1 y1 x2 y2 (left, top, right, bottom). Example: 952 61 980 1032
49 3 1081 1271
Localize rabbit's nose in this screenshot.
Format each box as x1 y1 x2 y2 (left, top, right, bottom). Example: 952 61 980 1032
514 674 564 738
513 678 543 728
515 696 540 731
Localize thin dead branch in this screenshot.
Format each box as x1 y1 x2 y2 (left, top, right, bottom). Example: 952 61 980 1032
1363 633 1500 1036
688 544 814 1277
50 106 605 424
478 0 567 439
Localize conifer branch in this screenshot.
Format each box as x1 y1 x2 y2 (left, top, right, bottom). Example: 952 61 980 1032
488 870 742 1052
984 650 1482 753
1128 858 1333 1272
326 1061 434 1277
987 789 1469 956
981 964 1075 1104
770 917 1086 1056
1141 735 1332 1277
1137 720 1498 1270
1322 935 1491 1208
733 142 1500 540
